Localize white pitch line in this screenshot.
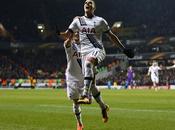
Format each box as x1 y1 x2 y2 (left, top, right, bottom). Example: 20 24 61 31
39 104 175 113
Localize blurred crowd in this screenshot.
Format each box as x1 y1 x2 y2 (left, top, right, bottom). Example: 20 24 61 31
1 48 175 88
0 49 66 79
1 20 175 88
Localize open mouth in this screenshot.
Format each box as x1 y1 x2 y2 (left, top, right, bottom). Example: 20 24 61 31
86 6 90 9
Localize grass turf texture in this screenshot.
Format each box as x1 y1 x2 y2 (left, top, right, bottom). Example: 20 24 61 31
0 89 175 130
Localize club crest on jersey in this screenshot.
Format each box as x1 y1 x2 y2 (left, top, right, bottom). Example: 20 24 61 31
81 27 96 34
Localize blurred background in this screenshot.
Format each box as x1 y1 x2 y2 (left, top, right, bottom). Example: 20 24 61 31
0 0 175 88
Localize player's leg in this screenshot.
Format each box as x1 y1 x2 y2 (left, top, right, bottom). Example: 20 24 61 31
73 100 84 130
77 58 95 104
91 84 109 123
152 79 158 91
90 76 109 123
151 76 155 90
67 81 84 129
155 77 159 91
73 100 82 125
152 76 158 91
91 77 106 109
78 51 98 103
128 80 132 89
78 49 106 104
125 80 129 89
83 58 95 96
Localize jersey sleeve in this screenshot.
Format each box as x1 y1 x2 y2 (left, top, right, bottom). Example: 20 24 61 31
64 44 72 61
101 18 110 33
157 66 161 70
68 17 79 32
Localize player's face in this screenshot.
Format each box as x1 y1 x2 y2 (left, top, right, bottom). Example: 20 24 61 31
84 0 95 14
153 62 157 66
129 66 132 70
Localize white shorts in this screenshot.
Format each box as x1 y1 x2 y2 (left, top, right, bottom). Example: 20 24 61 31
66 81 84 100
151 75 159 84
82 48 106 64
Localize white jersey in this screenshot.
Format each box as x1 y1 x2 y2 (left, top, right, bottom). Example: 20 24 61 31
64 43 83 82
148 65 161 78
68 15 110 55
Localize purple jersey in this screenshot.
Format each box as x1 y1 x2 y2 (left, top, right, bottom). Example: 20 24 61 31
127 69 134 80
127 69 135 86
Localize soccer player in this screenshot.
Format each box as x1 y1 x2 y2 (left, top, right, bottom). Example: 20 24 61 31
58 0 134 104
64 32 84 130
64 32 109 130
125 66 136 89
147 61 162 91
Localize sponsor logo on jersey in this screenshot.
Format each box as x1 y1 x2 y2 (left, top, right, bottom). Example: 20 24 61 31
81 27 96 34
73 52 81 58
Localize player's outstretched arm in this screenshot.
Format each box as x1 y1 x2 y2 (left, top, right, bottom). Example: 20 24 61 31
56 15 80 40
106 30 125 49
56 26 74 48
106 30 134 58
166 65 175 70
56 25 73 40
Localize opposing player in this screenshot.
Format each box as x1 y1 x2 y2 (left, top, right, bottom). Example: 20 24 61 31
125 66 136 89
147 61 162 91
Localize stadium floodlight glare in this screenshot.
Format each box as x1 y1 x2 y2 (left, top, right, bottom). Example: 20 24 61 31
37 24 45 33
37 24 45 30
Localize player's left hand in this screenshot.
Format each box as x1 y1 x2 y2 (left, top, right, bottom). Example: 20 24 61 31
123 48 135 58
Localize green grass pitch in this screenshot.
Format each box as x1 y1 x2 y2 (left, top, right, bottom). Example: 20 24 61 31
0 89 175 130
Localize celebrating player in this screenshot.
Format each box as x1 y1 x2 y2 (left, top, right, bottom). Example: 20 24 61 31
64 32 84 130
58 0 134 104
64 32 109 130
